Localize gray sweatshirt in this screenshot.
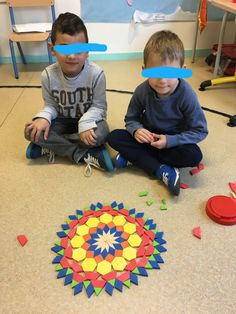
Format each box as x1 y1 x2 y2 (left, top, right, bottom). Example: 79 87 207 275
34 59 107 133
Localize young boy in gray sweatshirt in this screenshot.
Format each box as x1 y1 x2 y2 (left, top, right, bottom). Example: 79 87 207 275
24 13 113 176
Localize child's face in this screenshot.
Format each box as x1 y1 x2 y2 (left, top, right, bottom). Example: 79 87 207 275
50 31 88 77
144 54 182 99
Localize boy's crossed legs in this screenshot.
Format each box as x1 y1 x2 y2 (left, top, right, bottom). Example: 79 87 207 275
25 118 113 175
108 129 203 195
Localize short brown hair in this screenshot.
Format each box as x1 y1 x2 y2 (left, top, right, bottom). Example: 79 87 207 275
51 12 88 45
143 30 184 67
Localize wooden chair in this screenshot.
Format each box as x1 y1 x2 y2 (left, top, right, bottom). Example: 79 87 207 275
7 0 56 79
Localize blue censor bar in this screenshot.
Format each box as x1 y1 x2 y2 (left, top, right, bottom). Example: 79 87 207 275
142 66 192 79
54 43 107 55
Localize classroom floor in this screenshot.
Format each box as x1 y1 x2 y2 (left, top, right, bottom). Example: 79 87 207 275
0 58 236 314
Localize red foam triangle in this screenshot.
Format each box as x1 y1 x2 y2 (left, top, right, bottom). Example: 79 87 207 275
229 182 236 194
192 226 201 239
17 234 28 246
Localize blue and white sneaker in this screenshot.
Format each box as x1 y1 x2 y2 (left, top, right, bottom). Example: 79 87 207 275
83 145 114 177
158 165 180 196
115 153 128 169
26 142 55 163
114 153 132 169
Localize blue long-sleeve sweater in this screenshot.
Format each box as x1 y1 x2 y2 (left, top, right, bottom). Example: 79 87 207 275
125 79 208 148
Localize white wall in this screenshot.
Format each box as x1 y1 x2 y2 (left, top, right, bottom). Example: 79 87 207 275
0 0 235 61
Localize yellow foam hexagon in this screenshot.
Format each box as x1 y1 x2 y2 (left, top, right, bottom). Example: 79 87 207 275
72 248 86 262
76 225 89 236
123 247 136 261
128 234 142 247
112 257 127 271
123 222 136 234
86 217 100 228
97 260 112 275
81 258 97 272
100 213 113 224
113 215 126 226
70 235 85 248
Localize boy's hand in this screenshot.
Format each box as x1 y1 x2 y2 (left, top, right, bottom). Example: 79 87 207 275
150 134 167 149
24 118 50 142
80 129 97 146
134 128 154 143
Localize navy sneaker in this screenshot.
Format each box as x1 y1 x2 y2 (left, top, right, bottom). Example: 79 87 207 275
83 145 114 177
158 165 180 196
115 153 128 169
26 142 55 163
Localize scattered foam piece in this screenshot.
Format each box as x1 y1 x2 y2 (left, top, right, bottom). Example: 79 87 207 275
160 199 167 210
190 168 200 176
229 182 236 194
146 200 153 206
197 163 205 171
180 183 189 189
17 234 28 246
192 227 201 239
138 191 148 197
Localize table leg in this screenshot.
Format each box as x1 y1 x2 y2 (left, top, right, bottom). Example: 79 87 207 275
213 11 228 77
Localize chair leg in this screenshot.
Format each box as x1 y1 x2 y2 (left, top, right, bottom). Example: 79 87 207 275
16 42 27 64
9 40 19 79
47 41 53 64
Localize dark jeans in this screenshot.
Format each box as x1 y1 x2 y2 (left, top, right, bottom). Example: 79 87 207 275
25 118 109 163
108 129 203 176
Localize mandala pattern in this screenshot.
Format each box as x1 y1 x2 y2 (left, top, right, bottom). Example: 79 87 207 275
51 202 167 297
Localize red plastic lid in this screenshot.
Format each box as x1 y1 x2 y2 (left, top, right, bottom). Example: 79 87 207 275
206 195 236 225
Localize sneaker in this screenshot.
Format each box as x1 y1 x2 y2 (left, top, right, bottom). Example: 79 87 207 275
26 142 55 163
114 153 133 169
158 165 180 196
115 153 128 169
83 145 114 177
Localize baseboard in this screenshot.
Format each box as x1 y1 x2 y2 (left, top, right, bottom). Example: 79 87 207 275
0 49 211 64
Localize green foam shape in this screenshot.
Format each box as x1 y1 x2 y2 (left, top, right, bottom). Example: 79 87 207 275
55 264 63 271
143 215 148 221
57 249 64 256
144 225 150 230
54 240 60 246
94 287 103 296
132 267 140 275
83 281 90 288
77 215 83 219
66 219 71 224
71 280 79 288
108 279 116 286
139 191 148 197
66 268 73 275
162 198 167 204
160 205 167 210
64 229 70 235
149 255 156 261
154 249 160 254
145 262 154 269
123 280 131 288
153 240 159 246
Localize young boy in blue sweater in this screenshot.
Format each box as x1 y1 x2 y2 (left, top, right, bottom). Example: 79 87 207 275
108 30 208 195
